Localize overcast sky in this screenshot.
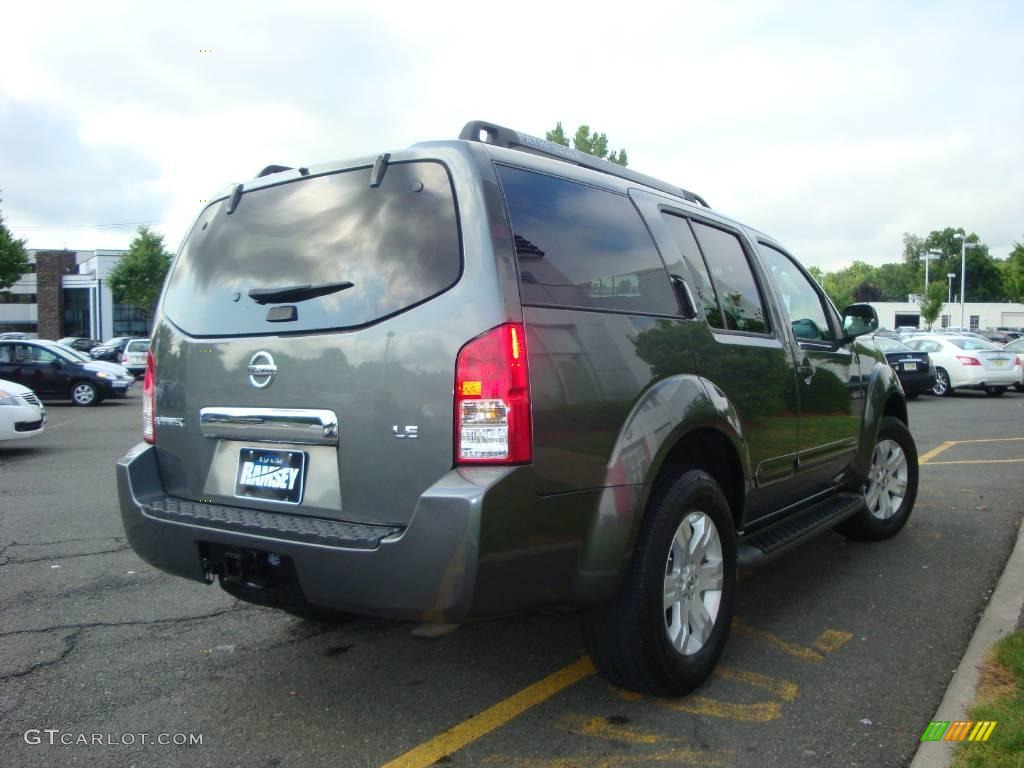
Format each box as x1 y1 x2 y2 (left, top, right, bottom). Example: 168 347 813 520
1 0 1021 272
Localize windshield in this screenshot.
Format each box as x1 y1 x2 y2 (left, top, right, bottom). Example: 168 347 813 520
873 337 912 354
949 337 998 351
161 161 461 337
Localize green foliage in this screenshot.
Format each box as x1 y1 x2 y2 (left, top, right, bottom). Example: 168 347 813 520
919 282 946 329
545 122 629 166
0 195 30 291
998 240 1024 302
107 226 173 325
818 228 1011 309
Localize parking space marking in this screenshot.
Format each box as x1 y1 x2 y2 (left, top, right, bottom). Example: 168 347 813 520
658 695 783 722
561 715 660 744
715 666 799 702
919 441 957 464
919 436 1024 467
731 620 850 663
484 746 733 767
380 656 595 768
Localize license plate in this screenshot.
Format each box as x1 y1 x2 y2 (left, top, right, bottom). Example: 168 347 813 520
990 359 1007 368
903 362 917 371
235 447 306 505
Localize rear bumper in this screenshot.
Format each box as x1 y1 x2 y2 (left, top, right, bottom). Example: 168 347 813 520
953 366 1019 389
117 443 529 622
897 370 935 394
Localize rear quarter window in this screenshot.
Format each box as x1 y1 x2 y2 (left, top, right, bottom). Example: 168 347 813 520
496 165 678 316
161 161 461 337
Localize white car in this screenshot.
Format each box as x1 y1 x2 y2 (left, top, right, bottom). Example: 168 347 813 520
120 338 150 376
1003 338 1024 392
0 378 46 441
905 335 1022 397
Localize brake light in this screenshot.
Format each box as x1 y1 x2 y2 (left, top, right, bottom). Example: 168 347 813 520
956 355 981 366
1015 356 1023 366
455 323 532 464
143 350 155 444
121 354 129 363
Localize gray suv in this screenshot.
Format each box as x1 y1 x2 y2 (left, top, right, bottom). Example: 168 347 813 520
117 121 918 696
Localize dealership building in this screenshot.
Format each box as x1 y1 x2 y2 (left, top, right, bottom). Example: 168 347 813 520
867 300 1024 331
0 249 149 341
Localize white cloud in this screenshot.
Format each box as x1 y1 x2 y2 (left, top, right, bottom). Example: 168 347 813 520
1 0 1021 268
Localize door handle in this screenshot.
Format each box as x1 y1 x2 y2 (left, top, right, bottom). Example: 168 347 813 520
797 358 815 383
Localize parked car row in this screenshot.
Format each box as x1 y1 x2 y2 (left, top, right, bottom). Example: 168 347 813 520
0 339 135 407
0 377 46 442
870 331 1023 398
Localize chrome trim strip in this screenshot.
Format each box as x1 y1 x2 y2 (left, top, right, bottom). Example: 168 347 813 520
199 407 338 445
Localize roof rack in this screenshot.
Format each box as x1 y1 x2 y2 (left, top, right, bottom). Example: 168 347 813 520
257 164 293 178
459 120 710 208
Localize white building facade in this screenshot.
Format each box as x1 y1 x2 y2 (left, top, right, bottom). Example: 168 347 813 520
867 301 1024 331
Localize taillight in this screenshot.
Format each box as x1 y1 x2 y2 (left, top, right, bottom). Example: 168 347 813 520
1015 356 1023 366
121 354 129 363
956 355 981 366
143 350 155 444
455 323 532 464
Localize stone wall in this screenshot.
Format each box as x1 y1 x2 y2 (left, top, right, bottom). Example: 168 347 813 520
34 251 77 340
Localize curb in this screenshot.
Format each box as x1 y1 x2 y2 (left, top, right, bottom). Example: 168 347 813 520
909 515 1024 768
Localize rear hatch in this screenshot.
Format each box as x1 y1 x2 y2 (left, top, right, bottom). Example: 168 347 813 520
152 157 480 527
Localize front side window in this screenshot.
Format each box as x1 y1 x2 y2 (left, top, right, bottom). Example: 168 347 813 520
20 345 58 363
497 166 678 315
689 222 768 334
759 244 834 342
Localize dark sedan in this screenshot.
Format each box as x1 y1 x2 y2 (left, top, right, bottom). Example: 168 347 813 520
871 335 935 399
0 340 134 406
57 336 102 353
89 336 137 362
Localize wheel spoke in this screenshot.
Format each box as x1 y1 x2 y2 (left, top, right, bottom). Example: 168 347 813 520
697 562 723 590
885 447 905 472
664 575 681 611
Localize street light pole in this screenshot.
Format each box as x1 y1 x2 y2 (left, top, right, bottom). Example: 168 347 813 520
947 273 956 304
953 233 980 330
924 250 942 294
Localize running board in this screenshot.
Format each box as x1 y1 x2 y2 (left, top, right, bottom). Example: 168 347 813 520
737 492 865 568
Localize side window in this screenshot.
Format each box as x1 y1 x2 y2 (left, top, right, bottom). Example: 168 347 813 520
689 222 769 334
660 213 724 328
759 244 835 342
496 166 678 315
23 345 57 363
0 344 11 363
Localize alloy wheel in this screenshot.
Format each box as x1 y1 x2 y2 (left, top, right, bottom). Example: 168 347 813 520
663 511 724 656
864 439 909 520
72 383 96 406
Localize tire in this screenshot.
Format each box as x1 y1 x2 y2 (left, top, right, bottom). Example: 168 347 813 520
580 469 736 697
905 391 919 400
70 381 99 407
985 386 1007 397
931 368 953 397
837 417 919 541
1016 384 1024 393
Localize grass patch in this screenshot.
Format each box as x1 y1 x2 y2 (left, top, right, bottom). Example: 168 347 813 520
952 630 1024 767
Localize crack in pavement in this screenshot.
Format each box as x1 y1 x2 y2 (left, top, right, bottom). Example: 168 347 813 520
0 629 82 683
0 602 251 642
4 544 132 565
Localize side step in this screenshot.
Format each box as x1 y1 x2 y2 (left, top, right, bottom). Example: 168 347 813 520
737 492 865 568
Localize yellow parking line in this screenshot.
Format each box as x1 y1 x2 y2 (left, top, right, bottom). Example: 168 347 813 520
951 437 1024 444
380 656 594 768
919 441 957 464
922 459 1024 466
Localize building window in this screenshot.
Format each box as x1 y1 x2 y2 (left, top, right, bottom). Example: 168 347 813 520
969 315 980 331
940 315 950 328
112 303 149 336
0 292 37 304
63 288 92 338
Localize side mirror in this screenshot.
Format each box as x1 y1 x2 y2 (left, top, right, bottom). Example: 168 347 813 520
841 303 879 340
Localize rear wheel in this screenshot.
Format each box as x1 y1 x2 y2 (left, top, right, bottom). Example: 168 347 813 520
70 381 99 407
581 469 736 697
985 386 1007 397
838 417 919 541
931 368 952 397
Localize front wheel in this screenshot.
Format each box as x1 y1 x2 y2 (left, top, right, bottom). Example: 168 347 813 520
931 368 953 397
581 469 736 697
70 381 99 407
837 417 919 541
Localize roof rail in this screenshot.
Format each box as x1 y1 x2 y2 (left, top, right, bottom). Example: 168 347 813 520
459 120 709 208
257 164 293 178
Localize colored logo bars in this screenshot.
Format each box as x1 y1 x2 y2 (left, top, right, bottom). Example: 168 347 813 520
920 721 997 742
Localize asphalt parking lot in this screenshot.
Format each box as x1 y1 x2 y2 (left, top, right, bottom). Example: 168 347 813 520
1 389 1022 768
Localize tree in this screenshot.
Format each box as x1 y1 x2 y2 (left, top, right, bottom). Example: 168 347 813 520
107 226 173 329
546 122 629 166
919 282 946 330
853 281 882 302
998 240 1024 303
0 194 30 291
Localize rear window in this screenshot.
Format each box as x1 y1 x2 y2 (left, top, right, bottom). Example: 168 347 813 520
161 161 461 336
496 165 678 315
873 337 912 354
949 337 998 351
126 340 150 353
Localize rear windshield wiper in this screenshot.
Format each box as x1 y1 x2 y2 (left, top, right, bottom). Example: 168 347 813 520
248 281 354 305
